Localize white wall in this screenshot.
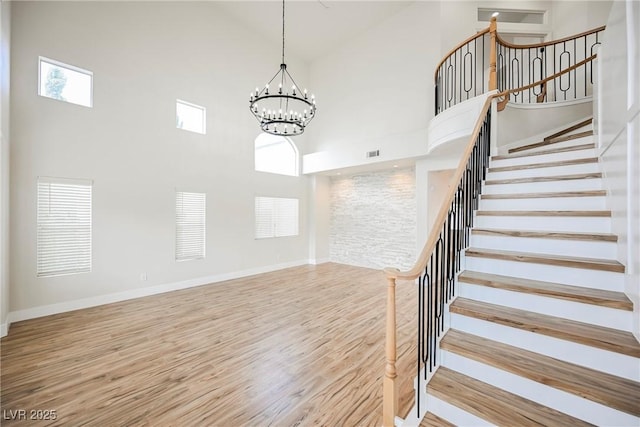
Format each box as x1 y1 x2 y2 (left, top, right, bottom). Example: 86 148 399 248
9 2 311 320
496 100 593 154
427 170 455 232
598 0 640 339
304 1 441 173
329 168 416 270
551 1 612 39
0 0 10 337
303 0 609 175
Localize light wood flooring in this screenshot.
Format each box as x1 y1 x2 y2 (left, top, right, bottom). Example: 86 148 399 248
427 367 593 427
1 263 418 426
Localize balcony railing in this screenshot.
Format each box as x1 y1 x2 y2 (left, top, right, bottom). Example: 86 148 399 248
434 29 491 115
435 18 604 114
496 27 604 104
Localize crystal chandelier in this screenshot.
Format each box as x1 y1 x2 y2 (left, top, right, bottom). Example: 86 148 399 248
249 0 316 136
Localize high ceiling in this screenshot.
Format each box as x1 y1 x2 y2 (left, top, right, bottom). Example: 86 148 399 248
215 1 414 63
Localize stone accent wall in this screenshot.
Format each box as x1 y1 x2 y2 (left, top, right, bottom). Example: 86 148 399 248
330 167 416 270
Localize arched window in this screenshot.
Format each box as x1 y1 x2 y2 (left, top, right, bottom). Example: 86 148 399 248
254 133 299 176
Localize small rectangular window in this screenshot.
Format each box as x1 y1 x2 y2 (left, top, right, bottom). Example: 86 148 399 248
176 191 206 261
176 100 206 134
38 56 93 107
255 196 299 239
37 177 92 277
477 8 545 24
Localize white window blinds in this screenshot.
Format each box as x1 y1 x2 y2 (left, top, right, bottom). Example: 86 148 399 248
37 177 92 277
255 196 299 239
176 191 206 261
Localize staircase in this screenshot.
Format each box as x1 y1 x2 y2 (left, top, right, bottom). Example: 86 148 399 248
422 121 640 426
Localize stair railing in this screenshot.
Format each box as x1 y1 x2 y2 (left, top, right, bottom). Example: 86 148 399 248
382 95 494 426
435 18 604 115
385 20 607 425
496 54 598 111
434 24 494 115
383 55 600 425
496 26 604 104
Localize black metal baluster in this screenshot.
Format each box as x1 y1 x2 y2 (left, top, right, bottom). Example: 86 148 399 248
574 38 577 99
553 44 557 101
584 36 588 96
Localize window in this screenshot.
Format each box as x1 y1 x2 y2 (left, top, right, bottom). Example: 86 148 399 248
255 196 299 239
37 177 92 277
254 133 299 176
38 57 93 107
477 8 545 24
176 191 206 261
176 100 206 134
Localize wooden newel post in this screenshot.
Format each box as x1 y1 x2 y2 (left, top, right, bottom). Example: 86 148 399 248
489 16 498 91
383 275 398 427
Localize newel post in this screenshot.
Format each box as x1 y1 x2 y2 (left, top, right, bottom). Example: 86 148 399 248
383 275 398 427
489 16 498 91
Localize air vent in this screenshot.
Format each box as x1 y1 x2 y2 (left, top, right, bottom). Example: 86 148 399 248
366 150 380 158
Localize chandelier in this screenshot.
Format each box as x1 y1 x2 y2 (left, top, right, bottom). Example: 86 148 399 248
249 0 316 136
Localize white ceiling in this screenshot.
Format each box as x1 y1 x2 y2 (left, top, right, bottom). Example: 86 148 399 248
215 1 415 63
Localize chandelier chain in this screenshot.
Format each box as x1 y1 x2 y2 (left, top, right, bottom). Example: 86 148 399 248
281 0 285 64
249 0 316 136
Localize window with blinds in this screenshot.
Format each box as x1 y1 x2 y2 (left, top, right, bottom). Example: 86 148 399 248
175 191 206 261
255 196 299 239
37 177 92 277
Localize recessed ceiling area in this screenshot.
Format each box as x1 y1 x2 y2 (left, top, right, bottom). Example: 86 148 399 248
215 1 414 63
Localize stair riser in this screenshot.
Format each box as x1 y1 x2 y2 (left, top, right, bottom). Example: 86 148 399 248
458 283 631 331
469 234 617 259
441 351 640 427
490 148 596 168
426 394 492 427
479 196 606 211
509 135 594 155
474 215 611 233
483 178 602 194
450 313 640 380
487 161 599 180
463 257 624 290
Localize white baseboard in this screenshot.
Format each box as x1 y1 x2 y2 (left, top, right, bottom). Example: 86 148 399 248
308 258 330 265
1 321 8 338
7 259 310 325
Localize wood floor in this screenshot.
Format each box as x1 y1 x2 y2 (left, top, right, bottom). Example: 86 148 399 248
1 263 418 426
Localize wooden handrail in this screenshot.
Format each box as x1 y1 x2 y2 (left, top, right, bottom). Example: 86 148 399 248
496 54 597 110
489 17 497 91
433 27 490 82
536 82 547 103
495 25 605 49
384 95 495 282
504 54 596 95
434 22 603 84
382 94 495 426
